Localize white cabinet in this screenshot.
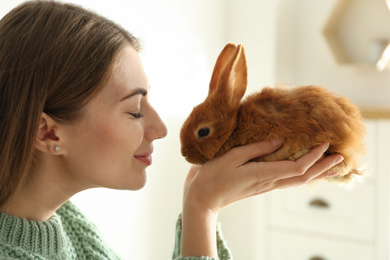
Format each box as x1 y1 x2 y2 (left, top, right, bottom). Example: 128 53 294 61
269 232 374 260
269 182 375 240
265 119 390 260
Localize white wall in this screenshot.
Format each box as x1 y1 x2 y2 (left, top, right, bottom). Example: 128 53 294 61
276 0 390 106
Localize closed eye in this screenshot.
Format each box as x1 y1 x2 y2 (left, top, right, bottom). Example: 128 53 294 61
129 112 144 119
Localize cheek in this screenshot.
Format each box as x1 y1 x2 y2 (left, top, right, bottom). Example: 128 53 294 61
69 117 143 170
92 120 143 158
64 105 147 180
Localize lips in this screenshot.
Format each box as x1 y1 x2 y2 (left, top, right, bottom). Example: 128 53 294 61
134 150 153 166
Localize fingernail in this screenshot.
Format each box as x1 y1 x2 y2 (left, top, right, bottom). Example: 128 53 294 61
271 137 285 147
327 172 338 177
334 155 344 165
323 143 330 152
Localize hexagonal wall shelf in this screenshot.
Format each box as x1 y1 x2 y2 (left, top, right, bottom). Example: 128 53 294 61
323 0 390 67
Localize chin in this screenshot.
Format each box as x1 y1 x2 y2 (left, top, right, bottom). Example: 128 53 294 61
120 171 147 191
128 179 147 190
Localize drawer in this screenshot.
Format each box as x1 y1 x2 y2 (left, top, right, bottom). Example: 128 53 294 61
268 182 375 240
268 232 374 260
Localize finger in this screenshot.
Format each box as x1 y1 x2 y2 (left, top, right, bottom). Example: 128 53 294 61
246 143 330 182
271 142 330 180
223 137 285 166
294 143 330 171
305 154 343 179
308 155 343 182
311 171 338 182
275 153 344 189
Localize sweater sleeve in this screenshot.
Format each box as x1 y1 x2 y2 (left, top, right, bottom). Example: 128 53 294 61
172 214 232 260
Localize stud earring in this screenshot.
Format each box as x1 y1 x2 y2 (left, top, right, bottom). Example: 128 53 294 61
55 146 61 152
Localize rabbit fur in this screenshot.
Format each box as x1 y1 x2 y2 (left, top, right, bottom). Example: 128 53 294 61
180 43 366 183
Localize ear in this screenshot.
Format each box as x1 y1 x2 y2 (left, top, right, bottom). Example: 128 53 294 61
209 43 238 94
209 44 248 107
35 113 66 155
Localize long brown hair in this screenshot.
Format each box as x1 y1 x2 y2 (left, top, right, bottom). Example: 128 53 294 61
0 0 140 207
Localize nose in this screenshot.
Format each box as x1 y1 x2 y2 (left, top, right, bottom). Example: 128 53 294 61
181 146 187 157
145 104 168 141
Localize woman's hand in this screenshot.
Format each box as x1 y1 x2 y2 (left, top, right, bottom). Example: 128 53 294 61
180 138 343 257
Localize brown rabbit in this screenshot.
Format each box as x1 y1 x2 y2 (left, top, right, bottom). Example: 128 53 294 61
180 43 366 183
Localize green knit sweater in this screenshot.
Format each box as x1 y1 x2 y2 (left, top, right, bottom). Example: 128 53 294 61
0 201 232 260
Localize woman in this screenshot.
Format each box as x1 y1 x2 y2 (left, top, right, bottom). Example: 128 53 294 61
0 1 343 259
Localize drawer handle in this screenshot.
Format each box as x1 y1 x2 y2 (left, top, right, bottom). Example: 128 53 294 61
309 257 326 260
309 198 330 209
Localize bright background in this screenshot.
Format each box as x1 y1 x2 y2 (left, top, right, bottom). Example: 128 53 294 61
1 0 390 259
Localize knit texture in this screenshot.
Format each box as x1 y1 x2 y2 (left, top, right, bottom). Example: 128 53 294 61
172 215 232 260
0 201 120 260
0 202 232 260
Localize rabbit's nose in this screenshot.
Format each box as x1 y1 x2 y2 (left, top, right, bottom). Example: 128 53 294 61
181 147 187 157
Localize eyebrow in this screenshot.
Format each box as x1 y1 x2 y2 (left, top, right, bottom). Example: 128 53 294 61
120 88 148 102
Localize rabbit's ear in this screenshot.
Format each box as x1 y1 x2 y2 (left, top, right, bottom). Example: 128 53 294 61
209 44 248 107
209 43 238 94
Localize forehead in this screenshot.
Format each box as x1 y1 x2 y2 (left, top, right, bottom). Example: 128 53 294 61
106 45 149 96
112 45 149 88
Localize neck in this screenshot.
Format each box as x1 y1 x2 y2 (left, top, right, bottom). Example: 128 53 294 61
1 182 70 221
0 153 86 221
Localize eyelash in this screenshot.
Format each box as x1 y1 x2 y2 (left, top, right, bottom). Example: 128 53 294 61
129 112 144 119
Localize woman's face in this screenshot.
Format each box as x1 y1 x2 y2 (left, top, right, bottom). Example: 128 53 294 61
61 45 167 191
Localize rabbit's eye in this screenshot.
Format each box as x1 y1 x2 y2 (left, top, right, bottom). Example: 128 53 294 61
198 128 210 138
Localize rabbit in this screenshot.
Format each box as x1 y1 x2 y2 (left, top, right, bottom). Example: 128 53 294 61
180 43 366 183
